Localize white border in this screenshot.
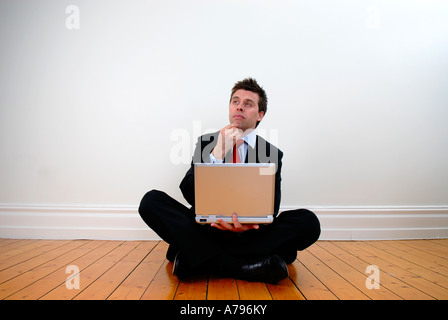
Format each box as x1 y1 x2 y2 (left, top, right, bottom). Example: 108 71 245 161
0 204 447 240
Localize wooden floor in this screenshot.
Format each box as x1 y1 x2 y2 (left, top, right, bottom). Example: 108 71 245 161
0 239 447 300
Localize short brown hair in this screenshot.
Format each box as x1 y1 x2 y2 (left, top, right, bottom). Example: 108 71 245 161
230 78 267 127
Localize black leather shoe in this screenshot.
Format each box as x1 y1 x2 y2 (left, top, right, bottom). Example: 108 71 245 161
172 253 193 279
237 255 288 284
166 244 179 262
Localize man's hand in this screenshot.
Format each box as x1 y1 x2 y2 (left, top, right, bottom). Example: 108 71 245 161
212 124 245 160
211 213 259 233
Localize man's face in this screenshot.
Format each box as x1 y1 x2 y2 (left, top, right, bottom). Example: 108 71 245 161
228 89 264 131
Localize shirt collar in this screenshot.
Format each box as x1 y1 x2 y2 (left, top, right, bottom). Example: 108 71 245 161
242 129 257 149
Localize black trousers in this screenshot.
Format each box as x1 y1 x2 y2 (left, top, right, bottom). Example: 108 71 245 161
138 189 321 269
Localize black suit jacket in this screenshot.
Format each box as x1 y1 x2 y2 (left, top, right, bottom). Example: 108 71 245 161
179 131 283 217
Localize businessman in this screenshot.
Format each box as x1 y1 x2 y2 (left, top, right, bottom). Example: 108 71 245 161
139 78 320 283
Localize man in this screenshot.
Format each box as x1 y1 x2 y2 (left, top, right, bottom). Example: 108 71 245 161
139 78 320 283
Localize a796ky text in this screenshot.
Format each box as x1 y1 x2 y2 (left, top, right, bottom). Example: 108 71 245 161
180 304 267 317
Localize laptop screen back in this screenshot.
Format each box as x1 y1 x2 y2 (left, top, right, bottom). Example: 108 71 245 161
194 163 275 219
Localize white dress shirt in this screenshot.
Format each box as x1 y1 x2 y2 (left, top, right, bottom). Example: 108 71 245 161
209 130 257 164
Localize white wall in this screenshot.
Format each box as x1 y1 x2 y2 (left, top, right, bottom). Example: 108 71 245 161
1 0 447 239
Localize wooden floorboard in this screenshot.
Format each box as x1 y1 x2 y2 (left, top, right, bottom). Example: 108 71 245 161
1 239 447 300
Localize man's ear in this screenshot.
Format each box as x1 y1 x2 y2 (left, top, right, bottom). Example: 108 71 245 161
257 111 265 122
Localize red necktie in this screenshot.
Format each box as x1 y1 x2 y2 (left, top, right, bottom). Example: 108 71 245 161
233 139 244 163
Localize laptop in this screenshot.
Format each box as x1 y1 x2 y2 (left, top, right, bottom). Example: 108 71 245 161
194 163 276 224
